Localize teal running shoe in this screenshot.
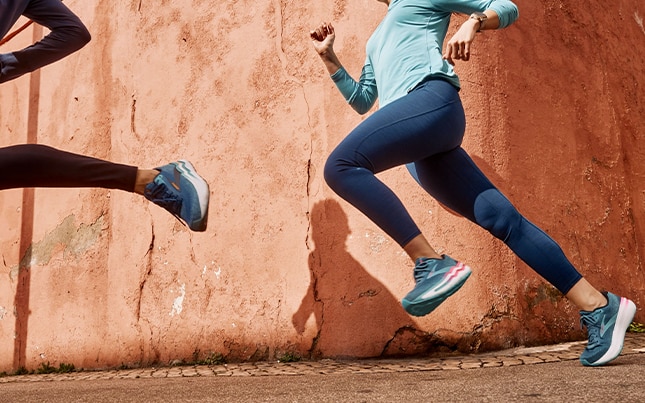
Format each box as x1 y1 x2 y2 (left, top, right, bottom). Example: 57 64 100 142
144 160 210 232
579 291 636 366
401 255 472 317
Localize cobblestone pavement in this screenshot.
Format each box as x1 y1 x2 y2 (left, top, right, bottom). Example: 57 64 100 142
1 333 644 383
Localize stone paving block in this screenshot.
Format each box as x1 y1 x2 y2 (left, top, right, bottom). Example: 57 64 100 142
536 354 561 363
195 367 214 376
516 355 545 365
151 370 168 378
481 361 503 368
556 352 580 360
229 369 252 376
500 358 524 367
166 369 184 378
460 361 484 369
440 360 462 370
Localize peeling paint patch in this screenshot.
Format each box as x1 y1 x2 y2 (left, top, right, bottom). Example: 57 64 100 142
635 12 645 35
201 261 222 279
9 214 105 281
0 306 6 320
170 283 186 316
365 231 388 252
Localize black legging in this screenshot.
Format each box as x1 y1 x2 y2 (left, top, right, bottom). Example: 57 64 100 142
0 0 90 83
0 144 137 191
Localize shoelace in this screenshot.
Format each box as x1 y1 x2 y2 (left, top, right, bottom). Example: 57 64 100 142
146 181 182 213
580 313 601 348
413 260 436 283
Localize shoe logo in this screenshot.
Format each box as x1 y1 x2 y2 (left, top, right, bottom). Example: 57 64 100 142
171 167 182 191
427 262 465 281
599 315 616 338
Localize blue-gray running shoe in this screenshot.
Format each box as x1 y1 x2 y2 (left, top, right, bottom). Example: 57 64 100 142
144 160 210 232
579 291 636 366
401 255 472 317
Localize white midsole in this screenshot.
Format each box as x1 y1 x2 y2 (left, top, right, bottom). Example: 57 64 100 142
176 160 210 215
595 298 637 364
418 264 472 301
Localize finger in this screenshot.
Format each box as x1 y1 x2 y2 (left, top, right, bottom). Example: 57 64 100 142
314 27 325 41
452 43 460 61
462 42 471 61
456 43 465 60
443 45 455 65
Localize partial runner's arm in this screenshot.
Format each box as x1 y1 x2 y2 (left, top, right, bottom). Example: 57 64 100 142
311 22 378 115
0 0 90 83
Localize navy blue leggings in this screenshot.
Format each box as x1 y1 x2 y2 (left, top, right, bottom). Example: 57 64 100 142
324 79 582 294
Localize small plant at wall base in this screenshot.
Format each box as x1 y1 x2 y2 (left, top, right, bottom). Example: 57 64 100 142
58 363 76 373
277 352 301 363
37 362 57 374
629 322 645 333
36 362 76 374
197 352 226 365
14 367 31 375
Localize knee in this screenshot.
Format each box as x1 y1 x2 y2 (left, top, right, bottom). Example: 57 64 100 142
473 189 522 241
323 154 343 191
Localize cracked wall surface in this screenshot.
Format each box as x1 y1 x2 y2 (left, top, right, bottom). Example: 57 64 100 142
0 0 644 371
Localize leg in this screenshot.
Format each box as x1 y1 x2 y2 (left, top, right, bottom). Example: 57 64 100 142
0 144 138 190
411 147 586 297
412 147 636 366
324 79 465 251
324 80 473 316
0 144 210 231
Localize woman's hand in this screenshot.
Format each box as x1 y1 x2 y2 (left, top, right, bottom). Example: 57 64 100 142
443 18 479 65
310 22 342 75
310 22 336 56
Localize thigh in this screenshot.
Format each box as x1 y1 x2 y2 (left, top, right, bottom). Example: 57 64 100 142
331 79 466 174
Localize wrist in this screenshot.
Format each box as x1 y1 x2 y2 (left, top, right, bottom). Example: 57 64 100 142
469 12 488 32
318 48 336 60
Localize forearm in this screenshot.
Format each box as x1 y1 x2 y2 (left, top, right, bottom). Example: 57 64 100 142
478 10 501 31
318 49 343 76
330 66 377 115
1 25 90 83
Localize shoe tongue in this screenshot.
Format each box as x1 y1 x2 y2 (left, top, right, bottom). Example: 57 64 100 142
414 257 430 266
580 309 601 324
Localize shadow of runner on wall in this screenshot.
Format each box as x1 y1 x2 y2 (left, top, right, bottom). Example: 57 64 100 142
292 199 447 359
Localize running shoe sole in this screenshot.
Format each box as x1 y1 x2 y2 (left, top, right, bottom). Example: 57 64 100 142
581 297 636 366
402 262 472 317
175 160 210 231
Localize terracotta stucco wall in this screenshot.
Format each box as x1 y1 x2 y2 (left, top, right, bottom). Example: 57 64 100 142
0 0 643 371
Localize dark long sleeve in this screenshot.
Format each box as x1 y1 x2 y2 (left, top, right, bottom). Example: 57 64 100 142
0 0 90 83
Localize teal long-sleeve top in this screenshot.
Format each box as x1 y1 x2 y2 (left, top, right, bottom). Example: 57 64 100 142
330 0 519 114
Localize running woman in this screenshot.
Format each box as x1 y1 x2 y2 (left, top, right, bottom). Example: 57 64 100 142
0 0 209 231
311 0 636 366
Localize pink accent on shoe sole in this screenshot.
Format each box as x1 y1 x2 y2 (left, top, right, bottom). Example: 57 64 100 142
445 262 468 281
